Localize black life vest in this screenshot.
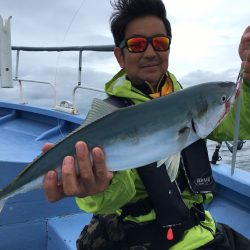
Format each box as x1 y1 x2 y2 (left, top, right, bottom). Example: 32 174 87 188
105 95 215 246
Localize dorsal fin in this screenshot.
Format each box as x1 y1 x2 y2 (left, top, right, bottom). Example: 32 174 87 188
83 98 119 126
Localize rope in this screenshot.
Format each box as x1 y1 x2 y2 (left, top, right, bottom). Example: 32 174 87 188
55 0 86 138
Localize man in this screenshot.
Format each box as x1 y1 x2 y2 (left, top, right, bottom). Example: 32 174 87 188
43 0 250 249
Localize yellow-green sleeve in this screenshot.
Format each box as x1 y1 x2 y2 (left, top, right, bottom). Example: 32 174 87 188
208 81 250 141
75 170 137 214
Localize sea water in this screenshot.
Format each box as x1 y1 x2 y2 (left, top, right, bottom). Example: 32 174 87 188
207 140 250 172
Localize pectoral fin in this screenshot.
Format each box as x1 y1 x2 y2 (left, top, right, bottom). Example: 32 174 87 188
157 157 168 168
157 153 181 182
177 126 191 147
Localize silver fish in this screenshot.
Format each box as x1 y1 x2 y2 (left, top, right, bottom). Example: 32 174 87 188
0 81 236 212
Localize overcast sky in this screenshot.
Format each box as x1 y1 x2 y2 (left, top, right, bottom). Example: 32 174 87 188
0 0 249 114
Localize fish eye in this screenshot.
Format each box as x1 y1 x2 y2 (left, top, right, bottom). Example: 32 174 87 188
220 95 227 104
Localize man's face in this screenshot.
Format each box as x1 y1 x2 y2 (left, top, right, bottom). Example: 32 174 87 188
114 16 170 87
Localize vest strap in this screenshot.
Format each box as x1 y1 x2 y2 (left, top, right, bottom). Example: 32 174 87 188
121 199 205 247
120 197 153 219
137 163 190 227
181 139 215 193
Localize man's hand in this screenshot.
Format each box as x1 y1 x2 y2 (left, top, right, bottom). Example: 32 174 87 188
42 141 113 202
239 26 250 83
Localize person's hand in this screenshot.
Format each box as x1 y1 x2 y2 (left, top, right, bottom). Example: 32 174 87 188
42 141 113 202
239 26 250 83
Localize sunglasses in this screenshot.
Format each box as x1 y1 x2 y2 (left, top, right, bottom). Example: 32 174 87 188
119 35 171 53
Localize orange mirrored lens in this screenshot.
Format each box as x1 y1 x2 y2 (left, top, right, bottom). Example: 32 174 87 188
126 36 170 53
127 37 147 52
153 37 170 51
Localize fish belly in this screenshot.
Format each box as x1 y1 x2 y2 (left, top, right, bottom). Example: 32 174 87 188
104 128 182 171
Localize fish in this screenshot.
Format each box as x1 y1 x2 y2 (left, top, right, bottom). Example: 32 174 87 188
0 81 237 212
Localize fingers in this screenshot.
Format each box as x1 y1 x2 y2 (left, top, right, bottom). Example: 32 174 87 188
42 143 54 153
43 170 65 202
76 141 95 190
242 60 250 78
61 156 80 196
239 26 250 83
243 26 250 40
43 141 113 202
61 141 96 197
239 27 250 57
92 147 113 192
69 142 113 197
42 143 65 202
241 50 250 83
240 26 250 47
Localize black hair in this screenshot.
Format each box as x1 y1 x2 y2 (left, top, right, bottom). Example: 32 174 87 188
110 0 172 47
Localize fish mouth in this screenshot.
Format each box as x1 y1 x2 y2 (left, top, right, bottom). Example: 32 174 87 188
228 81 238 104
217 98 232 125
218 85 237 124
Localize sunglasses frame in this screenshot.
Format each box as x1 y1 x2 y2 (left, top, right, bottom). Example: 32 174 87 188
119 35 171 53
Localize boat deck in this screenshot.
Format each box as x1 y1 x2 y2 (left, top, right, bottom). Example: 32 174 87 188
0 102 84 249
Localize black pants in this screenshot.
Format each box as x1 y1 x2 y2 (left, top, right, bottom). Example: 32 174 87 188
76 214 250 250
199 223 250 250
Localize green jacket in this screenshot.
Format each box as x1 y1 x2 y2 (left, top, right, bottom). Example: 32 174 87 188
76 69 250 250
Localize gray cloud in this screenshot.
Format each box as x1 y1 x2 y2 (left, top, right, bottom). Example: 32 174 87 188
1 0 249 115
1 0 113 47
179 68 239 88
